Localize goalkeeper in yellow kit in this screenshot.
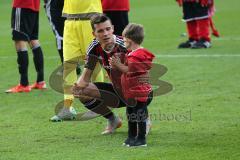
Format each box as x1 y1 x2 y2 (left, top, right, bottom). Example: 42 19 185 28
50 0 104 121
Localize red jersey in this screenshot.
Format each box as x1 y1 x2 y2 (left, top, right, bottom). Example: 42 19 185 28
13 0 40 12
101 0 130 11
121 48 155 102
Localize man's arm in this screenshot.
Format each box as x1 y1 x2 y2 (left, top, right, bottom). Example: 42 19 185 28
76 68 93 88
77 52 99 88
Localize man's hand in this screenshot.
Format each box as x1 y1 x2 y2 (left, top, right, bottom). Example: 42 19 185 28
72 83 88 98
72 83 82 98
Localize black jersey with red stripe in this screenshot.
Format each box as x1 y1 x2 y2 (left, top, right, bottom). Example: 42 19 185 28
85 35 128 89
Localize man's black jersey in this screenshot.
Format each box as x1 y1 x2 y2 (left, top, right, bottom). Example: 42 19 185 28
85 35 128 90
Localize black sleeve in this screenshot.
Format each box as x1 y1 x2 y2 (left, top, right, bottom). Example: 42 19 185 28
84 48 99 70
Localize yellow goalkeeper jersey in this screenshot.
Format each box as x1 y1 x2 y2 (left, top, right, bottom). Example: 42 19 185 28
63 0 102 16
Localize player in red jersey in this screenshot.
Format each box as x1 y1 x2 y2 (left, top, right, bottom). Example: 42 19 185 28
6 0 46 93
101 0 130 36
177 0 219 49
12 0 40 11
110 23 154 147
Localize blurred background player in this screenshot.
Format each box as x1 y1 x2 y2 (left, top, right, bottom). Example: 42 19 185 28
50 0 104 122
6 0 46 93
110 23 154 147
177 0 218 49
44 0 65 64
44 0 81 75
101 0 130 36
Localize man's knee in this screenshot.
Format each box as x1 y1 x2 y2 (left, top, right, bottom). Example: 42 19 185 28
29 40 40 48
15 41 27 51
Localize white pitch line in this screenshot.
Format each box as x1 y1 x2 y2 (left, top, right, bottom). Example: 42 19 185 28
155 54 240 58
1 54 240 60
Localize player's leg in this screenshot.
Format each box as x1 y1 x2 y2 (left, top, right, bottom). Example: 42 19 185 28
190 2 211 49
192 18 211 49
15 41 29 87
5 40 31 93
123 106 137 146
50 20 79 122
75 82 123 134
28 10 46 89
124 101 149 147
178 2 198 48
6 8 31 93
50 59 78 121
134 102 148 147
126 92 153 147
29 39 46 89
181 20 198 47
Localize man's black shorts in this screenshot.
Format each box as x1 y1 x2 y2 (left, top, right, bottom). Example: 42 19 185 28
11 7 39 41
94 82 153 108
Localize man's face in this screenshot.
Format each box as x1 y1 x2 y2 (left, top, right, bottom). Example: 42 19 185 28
93 20 114 47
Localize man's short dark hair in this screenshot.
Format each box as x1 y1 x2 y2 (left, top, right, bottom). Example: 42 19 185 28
122 23 144 45
90 14 112 31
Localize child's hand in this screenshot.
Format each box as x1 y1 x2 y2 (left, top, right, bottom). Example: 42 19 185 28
110 56 121 68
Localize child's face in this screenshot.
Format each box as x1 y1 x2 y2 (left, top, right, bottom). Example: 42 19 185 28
123 37 132 50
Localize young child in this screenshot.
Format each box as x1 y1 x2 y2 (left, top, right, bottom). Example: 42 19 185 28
110 23 155 147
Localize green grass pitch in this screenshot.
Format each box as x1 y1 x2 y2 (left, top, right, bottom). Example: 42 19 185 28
0 0 240 159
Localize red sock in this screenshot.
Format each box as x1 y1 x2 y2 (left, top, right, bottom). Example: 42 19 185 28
187 20 198 41
197 18 211 42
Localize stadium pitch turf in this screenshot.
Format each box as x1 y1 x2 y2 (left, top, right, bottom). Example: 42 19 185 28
0 0 240 160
